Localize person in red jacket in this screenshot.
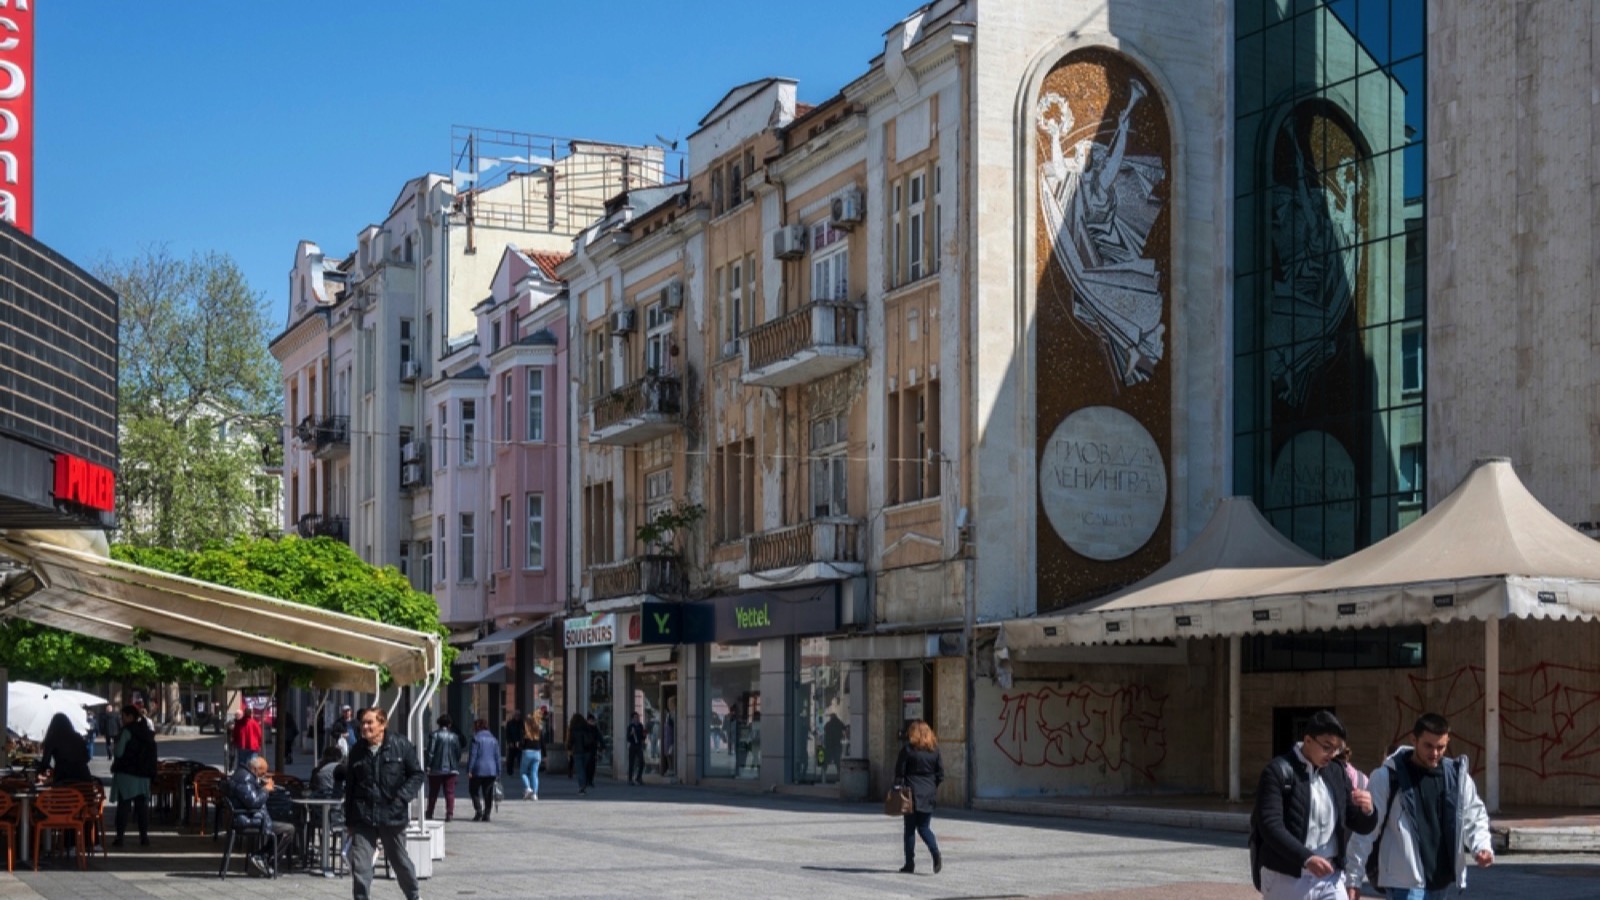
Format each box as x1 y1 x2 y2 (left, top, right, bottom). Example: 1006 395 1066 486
232 706 264 770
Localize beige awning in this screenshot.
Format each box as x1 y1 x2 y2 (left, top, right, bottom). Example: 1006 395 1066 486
0 533 440 692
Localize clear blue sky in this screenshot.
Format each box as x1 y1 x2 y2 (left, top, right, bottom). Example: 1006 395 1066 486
35 1 914 328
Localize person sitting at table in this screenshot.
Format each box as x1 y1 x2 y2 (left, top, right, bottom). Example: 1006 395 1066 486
227 755 296 876
39 713 93 784
111 704 158 846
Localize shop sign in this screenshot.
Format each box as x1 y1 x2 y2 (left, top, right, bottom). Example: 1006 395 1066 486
53 452 115 512
0 0 32 232
619 612 642 648
710 586 838 643
563 613 615 648
640 601 714 645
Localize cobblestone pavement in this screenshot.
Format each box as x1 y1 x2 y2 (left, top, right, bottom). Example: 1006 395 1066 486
2 735 1592 899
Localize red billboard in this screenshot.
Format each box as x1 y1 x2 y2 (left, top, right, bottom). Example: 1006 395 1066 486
0 1 32 233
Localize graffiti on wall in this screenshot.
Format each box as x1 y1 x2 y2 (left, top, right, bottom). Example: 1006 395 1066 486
1389 663 1600 782
992 683 1168 780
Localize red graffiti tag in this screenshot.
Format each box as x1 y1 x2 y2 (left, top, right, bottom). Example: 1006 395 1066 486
992 683 1168 780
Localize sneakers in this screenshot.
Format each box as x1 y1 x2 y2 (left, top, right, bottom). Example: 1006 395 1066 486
523 789 533 800
247 853 269 877
531 793 538 801
933 854 943 874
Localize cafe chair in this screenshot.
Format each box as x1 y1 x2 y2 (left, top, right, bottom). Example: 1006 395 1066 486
216 796 284 879
30 788 87 871
0 792 16 872
191 769 225 836
62 782 107 861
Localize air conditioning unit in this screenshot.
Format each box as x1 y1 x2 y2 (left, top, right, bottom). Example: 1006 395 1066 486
401 440 424 464
660 281 684 311
770 223 806 260
611 308 637 334
401 463 425 487
400 359 421 382
830 187 865 229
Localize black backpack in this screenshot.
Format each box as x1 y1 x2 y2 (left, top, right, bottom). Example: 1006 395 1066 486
1247 756 1296 890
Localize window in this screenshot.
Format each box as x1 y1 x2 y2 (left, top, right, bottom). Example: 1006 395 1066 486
907 171 926 280
501 373 513 441
889 181 903 287
403 235 414 263
810 412 848 518
645 303 670 375
1401 326 1423 394
728 158 744 207
460 400 476 464
644 467 674 540
400 319 413 369
491 321 502 351
398 541 411 579
418 539 432 590
1243 626 1427 673
437 404 448 467
933 164 943 273
721 260 752 352
586 327 610 401
459 513 475 581
436 516 447 585
1399 443 1423 505
501 496 512 570
716 438 756 541
811 222 848 302
526 493 545 569
887 168 934 288
888 379 941 504
526 367 545 441
710 169 724 216
584 482 614 566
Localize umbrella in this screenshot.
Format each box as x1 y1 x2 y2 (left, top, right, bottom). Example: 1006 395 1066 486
48 688 108 708
6 681 93 741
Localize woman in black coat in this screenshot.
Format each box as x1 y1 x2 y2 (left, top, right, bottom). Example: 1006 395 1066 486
40 712 93 784
893 718 944 874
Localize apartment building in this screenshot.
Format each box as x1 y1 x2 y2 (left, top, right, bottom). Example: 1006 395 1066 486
272 137 664 724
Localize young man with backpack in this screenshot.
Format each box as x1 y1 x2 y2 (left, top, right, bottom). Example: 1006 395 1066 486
1250 710 1378 899
1344 713 1494 900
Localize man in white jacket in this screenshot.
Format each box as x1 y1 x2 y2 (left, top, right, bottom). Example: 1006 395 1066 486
1345 713 1494 900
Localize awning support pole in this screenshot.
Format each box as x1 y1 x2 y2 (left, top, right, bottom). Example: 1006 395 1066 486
1228 635 1241 802
1485 617 1500 813
407 637 444 828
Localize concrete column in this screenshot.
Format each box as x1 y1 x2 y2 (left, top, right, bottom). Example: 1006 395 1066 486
682 645 702 785
759 637 789 789
844 661 867 760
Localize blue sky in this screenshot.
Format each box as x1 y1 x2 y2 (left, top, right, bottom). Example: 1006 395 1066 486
35 1 914 328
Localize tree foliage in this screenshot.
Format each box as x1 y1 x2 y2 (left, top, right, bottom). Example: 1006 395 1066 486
97 247 281 549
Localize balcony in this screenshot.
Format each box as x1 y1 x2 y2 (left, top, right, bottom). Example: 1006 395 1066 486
740 517 864 589
296 514 350 543
296 414 350 459
742 300 864 387
589 554 686 602
589 375 682 445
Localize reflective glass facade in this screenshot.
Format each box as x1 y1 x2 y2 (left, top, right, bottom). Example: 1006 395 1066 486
1235 0 1426 557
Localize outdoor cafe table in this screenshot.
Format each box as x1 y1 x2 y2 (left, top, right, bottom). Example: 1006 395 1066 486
10 789 34 864
290 796 342 876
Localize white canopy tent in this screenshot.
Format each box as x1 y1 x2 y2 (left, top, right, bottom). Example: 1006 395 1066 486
998 458 1600 808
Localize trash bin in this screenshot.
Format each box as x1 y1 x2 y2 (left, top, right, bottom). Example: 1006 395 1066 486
839 757 870 801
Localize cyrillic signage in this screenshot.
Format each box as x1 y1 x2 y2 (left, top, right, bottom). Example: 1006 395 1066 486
0 0 34 232
563 613 615 648
53 452 115 512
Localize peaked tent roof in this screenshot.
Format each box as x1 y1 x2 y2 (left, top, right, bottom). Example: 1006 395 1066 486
1002 497 1321 651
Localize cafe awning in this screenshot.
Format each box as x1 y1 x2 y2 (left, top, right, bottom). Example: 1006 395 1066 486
462 662 509 684
0 531 440 693
472 622 538 653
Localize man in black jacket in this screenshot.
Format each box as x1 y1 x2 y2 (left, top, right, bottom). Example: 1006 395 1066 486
1251 710 1377 899
227 756 296 876
345 706 425 900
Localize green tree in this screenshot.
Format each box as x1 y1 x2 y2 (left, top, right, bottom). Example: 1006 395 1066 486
98 246 281 549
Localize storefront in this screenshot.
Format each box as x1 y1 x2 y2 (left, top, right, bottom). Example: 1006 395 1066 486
564 612 615 772
616 608 683 780
695 585 854 787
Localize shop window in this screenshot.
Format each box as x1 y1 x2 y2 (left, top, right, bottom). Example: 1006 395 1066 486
705 642 761 779
793 637 850 785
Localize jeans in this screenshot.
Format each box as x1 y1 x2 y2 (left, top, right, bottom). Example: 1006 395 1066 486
114 793 150 841
902 811 939 865
425 771 457 820
627 744 644 783
1386 889 1456 900
349 824 420 900
520 749 542 796
574 752 595 791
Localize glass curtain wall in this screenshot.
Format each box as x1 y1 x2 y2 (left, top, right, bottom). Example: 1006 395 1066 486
1234 0 1426 557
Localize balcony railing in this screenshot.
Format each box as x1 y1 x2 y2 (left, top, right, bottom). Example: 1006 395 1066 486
296 514 350 543
742 300 864 387
590 554 686 601
590 375 682 445
746 517 862 573
297 414 350 458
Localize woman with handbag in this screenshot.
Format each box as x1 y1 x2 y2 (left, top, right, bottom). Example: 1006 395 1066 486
893 719 944 874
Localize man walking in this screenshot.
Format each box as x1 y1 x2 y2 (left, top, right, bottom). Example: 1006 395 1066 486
233 707 263 770
1345 713 1493 900
1250 710 1377 899
345 706 424 900
625 712 646 785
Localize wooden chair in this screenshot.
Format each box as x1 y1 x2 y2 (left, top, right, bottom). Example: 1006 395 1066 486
30 788 86 871
192 769 225 835
270 773 305 797
0 792 16 872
